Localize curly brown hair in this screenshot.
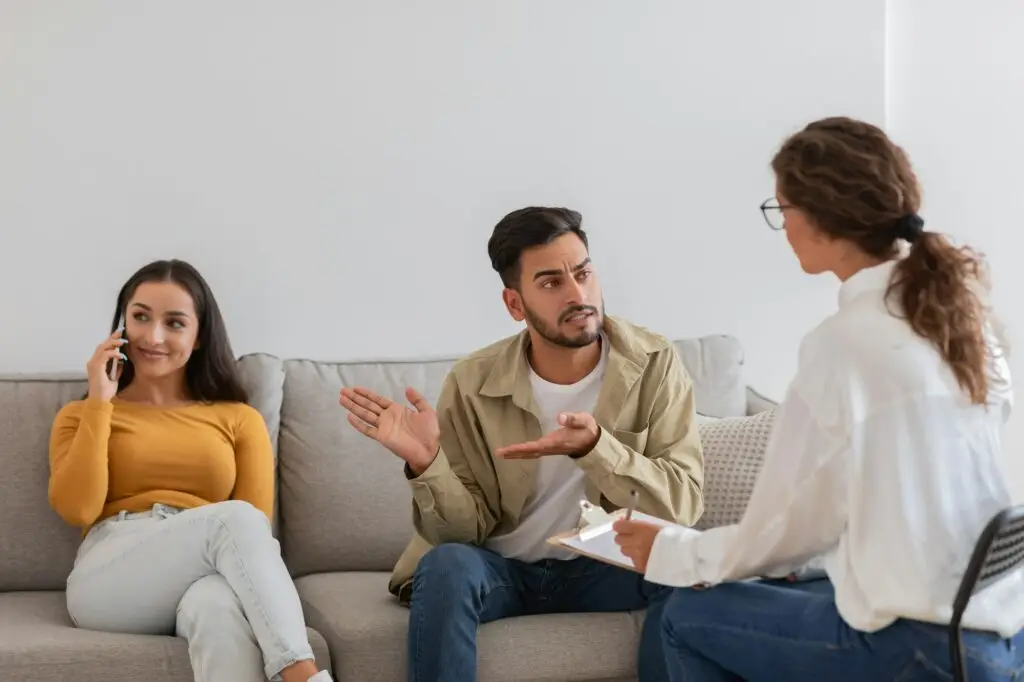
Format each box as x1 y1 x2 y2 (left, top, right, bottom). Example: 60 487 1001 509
772 116 993 404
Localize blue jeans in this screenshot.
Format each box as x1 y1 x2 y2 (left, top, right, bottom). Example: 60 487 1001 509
660 578 1024 681
408 543 669 682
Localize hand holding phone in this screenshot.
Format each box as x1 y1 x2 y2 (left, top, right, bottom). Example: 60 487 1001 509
87 325 127 402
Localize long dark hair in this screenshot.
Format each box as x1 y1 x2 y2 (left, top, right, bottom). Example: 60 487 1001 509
109 259 248 403
772 116 993 405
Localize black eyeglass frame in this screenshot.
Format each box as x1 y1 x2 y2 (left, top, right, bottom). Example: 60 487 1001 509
760 197 792 231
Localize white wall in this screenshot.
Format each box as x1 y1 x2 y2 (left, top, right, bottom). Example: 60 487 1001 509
0 0 886 408
887 0 1024 500
5 2 1015 494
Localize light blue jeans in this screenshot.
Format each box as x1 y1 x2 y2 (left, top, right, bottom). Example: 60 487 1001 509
659 578 1024 681
66 501 318 681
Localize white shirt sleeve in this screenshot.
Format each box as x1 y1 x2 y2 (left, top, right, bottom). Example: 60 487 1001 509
644 387 849 588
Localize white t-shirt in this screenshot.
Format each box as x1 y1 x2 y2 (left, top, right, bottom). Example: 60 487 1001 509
485 336 609 562
645 260 1024 637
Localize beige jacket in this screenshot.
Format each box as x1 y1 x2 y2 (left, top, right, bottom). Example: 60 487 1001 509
389 316 705 601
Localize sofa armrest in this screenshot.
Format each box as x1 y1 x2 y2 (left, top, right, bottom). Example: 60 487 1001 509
745 386 777 415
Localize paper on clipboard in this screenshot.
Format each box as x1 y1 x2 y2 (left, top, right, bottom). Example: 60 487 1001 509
547 510 699 571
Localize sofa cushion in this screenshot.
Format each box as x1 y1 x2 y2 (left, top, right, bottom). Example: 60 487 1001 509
277 335 748 576
235 353 287 462
0 375 90 591
295 571 640 682
693 408 776 531
278 358 456 575
0 355 285 592
0 590 332 682
672 335 747 418
235 353 287 533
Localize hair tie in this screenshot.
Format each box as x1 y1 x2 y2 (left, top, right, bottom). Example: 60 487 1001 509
896 213 925 243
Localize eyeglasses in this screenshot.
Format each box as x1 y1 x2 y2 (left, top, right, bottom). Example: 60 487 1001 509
760 197 791 231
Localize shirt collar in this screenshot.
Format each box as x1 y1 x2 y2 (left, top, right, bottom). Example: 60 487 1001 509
479 315 654 403
838 259 897 309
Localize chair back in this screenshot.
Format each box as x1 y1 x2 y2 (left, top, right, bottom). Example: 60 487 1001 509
949 504 1024 682
953 504 1024 621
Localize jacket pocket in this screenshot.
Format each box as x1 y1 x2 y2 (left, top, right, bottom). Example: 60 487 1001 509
612 426 649 453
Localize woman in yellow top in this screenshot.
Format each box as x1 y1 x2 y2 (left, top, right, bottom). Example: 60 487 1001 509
49 259 332 682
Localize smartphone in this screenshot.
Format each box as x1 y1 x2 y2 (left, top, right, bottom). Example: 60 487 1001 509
107 314 127 381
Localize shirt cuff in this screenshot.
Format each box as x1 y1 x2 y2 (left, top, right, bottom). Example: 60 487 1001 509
405 448 449 482
572 427 623 477
644 525 702 588
407 449 455 512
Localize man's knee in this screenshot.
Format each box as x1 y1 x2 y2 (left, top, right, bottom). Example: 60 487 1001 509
413 543 489 595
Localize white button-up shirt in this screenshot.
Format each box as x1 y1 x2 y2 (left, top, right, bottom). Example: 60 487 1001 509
646 260 1024 637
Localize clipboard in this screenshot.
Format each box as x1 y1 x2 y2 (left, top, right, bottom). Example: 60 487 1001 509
547 509 696 572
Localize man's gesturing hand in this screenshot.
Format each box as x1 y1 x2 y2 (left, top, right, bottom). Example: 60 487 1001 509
494 412 600 460
340 386 440 475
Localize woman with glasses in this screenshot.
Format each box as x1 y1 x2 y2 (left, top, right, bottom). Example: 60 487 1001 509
614 116 1023 681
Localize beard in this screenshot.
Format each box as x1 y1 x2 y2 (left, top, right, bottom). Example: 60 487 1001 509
524 300 605 349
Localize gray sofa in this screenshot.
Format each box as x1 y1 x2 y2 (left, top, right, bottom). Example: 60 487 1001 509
0 334 775 682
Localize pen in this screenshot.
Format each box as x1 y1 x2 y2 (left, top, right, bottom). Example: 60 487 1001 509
625 489 638 520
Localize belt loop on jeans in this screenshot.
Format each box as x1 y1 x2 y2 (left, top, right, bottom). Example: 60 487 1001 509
152 503 182 518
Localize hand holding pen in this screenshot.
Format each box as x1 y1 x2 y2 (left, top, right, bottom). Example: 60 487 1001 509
613 489 661 572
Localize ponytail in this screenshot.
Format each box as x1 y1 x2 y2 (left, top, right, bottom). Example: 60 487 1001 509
888 230 991 404
770 115 1004 406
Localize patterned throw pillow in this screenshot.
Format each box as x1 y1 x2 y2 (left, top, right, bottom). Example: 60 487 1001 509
693 408 777 531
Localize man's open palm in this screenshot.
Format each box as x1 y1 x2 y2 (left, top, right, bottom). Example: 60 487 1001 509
494 412 600 459
340 386 440 473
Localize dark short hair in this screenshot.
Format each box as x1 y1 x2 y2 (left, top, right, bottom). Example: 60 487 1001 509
487 207 588 288
110 259 248 403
